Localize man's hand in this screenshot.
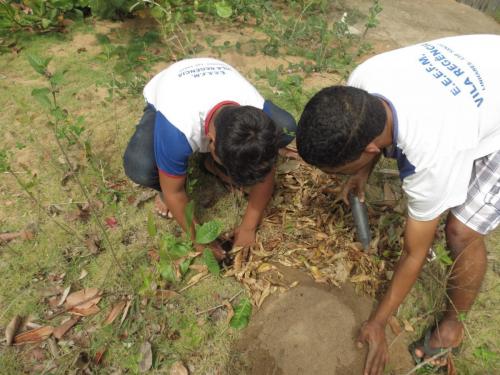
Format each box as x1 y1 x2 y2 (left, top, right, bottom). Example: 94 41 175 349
195 240 227 262
357 320 389 375
342 172 370 204
233 226 256 247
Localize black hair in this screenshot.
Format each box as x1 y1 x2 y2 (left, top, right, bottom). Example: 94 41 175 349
296 86 386 168
214 106 280 186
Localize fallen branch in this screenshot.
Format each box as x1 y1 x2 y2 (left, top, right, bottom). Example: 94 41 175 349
177 274 211 293
195 290 244 316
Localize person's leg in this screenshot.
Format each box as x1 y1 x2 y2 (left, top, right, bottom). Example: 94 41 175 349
414 213 486 364
123 106 170 217
414 150 500 365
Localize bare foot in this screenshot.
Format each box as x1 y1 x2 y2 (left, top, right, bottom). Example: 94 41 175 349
154 194 172 218
414 319 464 366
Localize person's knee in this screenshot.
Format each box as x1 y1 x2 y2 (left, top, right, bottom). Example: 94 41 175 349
445 215 483 258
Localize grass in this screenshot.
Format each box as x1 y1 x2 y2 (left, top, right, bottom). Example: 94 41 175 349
1 3 499 374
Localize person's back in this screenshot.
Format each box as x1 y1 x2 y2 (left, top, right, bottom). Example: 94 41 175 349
296 35 500 374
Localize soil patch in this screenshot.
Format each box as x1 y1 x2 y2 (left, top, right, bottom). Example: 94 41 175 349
228 267 413 374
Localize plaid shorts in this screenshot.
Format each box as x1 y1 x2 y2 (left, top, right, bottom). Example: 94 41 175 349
451 150 500 235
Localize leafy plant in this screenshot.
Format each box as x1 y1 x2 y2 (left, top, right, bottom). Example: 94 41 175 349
27 53 134 289
230 297 252 329
155 202 223 284
0 0 87 32
364 0 383 36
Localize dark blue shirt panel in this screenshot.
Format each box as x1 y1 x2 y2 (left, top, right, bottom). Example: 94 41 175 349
153 110 193 176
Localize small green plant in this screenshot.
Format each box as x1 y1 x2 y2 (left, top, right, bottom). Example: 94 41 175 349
153 202 223 284
0 0 86 32
27 53 134 289
472 344 499 367
363 0 383 36
229 297 252 329
433 243 453 266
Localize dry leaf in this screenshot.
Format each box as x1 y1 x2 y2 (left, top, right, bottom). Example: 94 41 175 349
257 263 274 273
156 290 180 301
65 288 101 310
85 234 102 254
350 274 372 283
257 284 271 308
170 361 189 375
5 315 22 346
403 319 414 332
223 300 234 324
387 316 401 335
138 341 152 373
57 286 71 307
78 269 88 280
189 264 208 273
53 316 80 339
71 305 100 317
94 347 106 365
187 272 206 286
66 204 90 222
0 230 34 243
14 326 54 345
120 298 133 327
103 301 127 326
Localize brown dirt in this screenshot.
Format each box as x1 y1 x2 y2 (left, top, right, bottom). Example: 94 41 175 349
48 33 101 57
228 267 413 375
225 2 500 374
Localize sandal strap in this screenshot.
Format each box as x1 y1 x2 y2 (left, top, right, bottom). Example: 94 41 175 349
422 330 447 357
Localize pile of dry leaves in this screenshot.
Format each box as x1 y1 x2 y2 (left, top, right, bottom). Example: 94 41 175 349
222 158 400 309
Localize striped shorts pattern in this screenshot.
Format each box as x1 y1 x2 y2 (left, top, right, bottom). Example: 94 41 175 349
451 150 500 235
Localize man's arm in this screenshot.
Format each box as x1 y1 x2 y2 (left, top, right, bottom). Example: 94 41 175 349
359 216 439 375
234 167 275 247
158 172 193 235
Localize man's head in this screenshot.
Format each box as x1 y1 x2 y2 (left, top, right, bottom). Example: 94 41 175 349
210 106 280 186
297 86 387 174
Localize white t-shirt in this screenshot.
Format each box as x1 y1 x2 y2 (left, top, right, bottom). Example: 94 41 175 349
348 34 500 221
144 57 265 154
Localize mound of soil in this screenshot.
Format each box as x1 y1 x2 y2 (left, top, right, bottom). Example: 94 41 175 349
228 267 412 375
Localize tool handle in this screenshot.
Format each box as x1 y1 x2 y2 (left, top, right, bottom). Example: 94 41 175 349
349 193 371 250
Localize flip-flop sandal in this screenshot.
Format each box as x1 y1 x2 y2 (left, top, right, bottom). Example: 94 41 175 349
409 330 460 368
154 193 172 218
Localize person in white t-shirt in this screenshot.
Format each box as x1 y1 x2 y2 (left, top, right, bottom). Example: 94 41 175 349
297 34 500 373
124 58 297 260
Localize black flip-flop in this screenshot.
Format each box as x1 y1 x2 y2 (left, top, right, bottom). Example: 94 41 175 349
409 330 460 368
